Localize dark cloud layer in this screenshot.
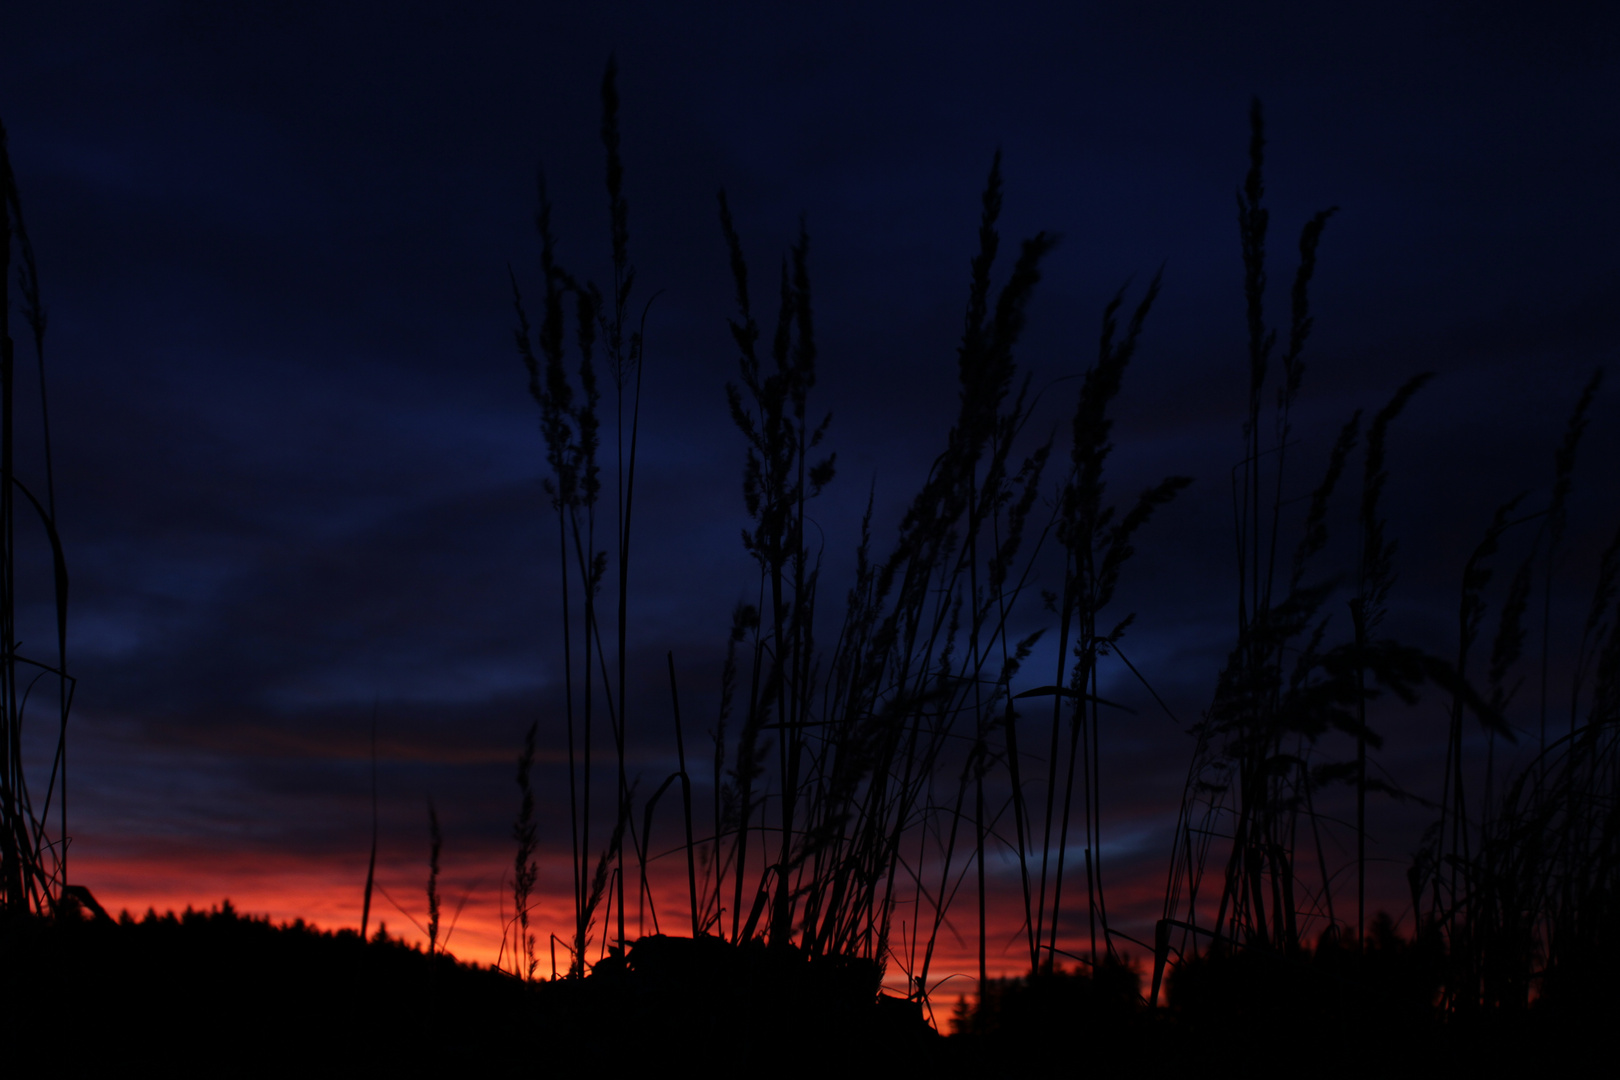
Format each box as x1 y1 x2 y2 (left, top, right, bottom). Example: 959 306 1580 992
2 1 1616 970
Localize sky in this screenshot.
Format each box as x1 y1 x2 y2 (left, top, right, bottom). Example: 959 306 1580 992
1 1 1617 998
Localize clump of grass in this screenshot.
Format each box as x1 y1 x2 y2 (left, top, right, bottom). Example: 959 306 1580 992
1134 103 1619 1046
0 114 74 920
1030 269 1191 973
515 68 1193 1011
1412 370 1620 1016
1151 103 1474 1004
505 74 1617 1070
706 142 1179 997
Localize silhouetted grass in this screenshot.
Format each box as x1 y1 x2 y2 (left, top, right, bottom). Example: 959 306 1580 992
0 114 74 922
500 67 1620 1070
8 62 1618 1071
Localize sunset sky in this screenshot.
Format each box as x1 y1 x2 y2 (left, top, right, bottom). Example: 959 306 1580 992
1 2 1616 992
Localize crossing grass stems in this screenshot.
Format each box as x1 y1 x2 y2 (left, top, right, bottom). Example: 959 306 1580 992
463 66 1620 1039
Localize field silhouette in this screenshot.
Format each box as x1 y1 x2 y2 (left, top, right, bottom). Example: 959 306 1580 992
2 59 1617 1075
2 904 1607 1074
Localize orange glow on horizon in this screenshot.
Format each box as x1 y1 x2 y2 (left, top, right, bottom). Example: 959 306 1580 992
73 843 1161 991
72 838 1418 1009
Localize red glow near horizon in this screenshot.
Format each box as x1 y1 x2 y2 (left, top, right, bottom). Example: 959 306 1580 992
76 845 1136 987
73 835 1419 1006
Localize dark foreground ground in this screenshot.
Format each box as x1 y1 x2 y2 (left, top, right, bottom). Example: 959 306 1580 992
0 904 1606 1076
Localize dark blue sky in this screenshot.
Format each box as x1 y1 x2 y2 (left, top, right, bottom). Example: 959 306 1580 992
2 2 1616 972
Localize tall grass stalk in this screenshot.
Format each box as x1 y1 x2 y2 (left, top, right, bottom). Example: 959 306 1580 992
426 799 442 955
512 722 539 978
361 704 379 941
